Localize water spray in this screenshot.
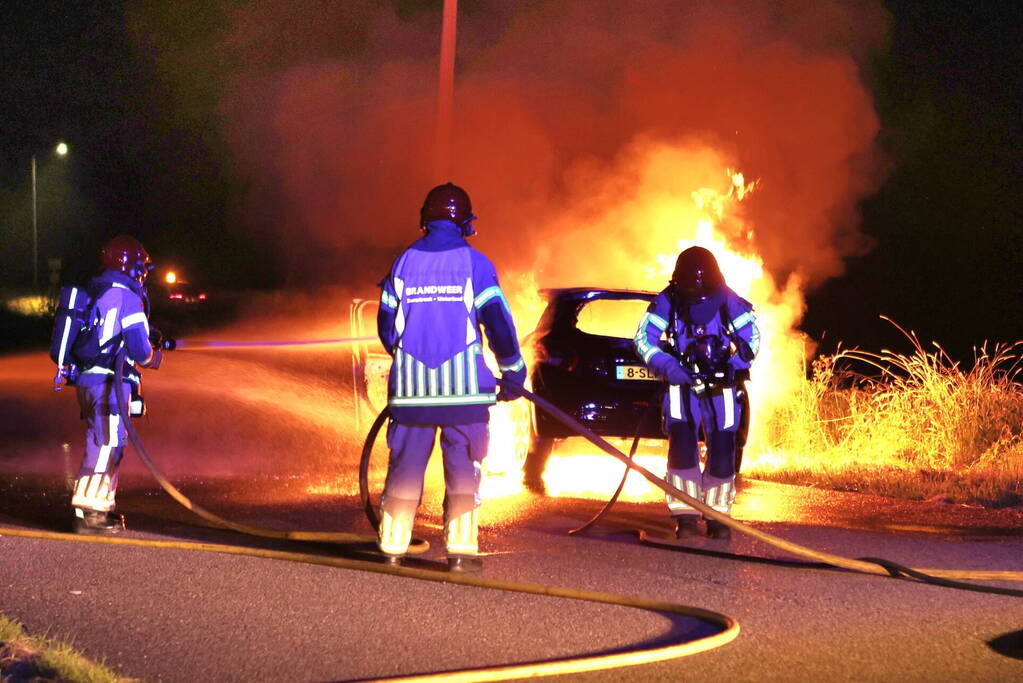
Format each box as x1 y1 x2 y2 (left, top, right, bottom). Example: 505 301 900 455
171 336 376 351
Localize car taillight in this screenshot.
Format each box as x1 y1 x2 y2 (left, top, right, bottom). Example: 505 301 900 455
169 293 183 300
198 293 207 300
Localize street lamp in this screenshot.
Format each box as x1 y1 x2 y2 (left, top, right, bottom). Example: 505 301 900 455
435 0 457 181
32 141 69 288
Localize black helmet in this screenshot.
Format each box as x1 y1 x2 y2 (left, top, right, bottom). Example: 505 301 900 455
101 234 154 284
420 183 476 235
671 246 724 301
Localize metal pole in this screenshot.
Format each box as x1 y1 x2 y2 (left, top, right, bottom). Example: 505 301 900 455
31 154 38 289
435 0 457 181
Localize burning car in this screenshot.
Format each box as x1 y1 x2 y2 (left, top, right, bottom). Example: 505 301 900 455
523 288 666 482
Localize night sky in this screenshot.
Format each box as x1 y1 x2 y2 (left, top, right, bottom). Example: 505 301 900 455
1 1 1020 361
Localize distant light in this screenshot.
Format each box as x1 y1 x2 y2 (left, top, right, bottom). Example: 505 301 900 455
198 293 207 300
55 142 68 156
165 271 177 284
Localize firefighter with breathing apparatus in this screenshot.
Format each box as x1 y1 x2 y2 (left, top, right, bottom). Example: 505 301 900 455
634 246 759 540
375 183 526 572
52 235 165 534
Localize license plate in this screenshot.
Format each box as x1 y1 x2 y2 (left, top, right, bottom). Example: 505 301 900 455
616 365 655 381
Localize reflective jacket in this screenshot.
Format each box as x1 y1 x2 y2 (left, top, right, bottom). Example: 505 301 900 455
634 286 759 390
378 221 525 424
77 270 155 387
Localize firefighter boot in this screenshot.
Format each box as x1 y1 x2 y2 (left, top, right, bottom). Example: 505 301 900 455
447 555 484 573
673 515 701 540
705 518 732 540
72 508 124 535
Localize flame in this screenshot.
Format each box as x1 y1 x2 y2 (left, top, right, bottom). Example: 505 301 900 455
495 155 810 500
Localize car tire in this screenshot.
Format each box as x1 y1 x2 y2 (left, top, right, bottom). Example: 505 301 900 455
524 436 554 476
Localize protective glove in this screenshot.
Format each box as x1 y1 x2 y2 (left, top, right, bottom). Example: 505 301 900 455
143 347 163 370
497 366 527 402
731 336 755 363
663 361 694 386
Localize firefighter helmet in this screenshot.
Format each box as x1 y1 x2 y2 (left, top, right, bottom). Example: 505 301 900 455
671 246 724 301
101 235 153 283
420 183 477 235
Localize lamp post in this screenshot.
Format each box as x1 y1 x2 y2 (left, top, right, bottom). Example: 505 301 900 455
435 0 457 181
32 141 69 289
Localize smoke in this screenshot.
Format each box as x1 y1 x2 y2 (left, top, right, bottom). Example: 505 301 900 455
132 0 889 292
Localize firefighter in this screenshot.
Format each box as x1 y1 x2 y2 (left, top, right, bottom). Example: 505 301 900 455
634 246 759 540
70 235 163 534
376 183 526 572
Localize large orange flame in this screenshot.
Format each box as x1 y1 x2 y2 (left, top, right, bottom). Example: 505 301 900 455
489 150 810 501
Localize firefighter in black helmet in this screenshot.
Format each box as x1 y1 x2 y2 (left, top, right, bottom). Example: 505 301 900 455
375 183 526 571
634 246 759 540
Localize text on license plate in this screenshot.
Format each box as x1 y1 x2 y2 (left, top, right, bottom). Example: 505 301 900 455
616 365 655 381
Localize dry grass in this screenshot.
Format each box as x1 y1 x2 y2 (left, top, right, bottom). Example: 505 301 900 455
751 319 1023 508
0 613 128 683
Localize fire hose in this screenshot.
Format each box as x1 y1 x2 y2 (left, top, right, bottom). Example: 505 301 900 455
108 350 432 552
0 352 747 681
360 381 1023 597
6 351 1020 681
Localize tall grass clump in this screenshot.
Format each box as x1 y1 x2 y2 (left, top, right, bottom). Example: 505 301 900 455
751 319 1023 507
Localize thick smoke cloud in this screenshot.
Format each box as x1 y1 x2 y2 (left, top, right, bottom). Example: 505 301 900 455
134 0 889 291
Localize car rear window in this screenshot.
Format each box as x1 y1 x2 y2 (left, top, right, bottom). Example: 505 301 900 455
575 298 651 338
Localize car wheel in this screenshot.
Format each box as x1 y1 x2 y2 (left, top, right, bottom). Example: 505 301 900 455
523 435 555 494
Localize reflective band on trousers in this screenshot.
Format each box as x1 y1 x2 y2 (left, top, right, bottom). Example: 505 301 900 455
72 473 116 511
704 481 735 514
378 508 413 556
445 508 479 556
665 472 700 514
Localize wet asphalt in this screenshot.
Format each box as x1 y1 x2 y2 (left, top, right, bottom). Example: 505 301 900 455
2 474 1022 682
2 349 1023 681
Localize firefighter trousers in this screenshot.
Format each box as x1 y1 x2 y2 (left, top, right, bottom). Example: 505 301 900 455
377 421 489 557
71 380 130 512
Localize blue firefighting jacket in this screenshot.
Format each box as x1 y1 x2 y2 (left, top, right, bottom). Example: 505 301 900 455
76 269 155 387
634 286 759 389
378 221 525 425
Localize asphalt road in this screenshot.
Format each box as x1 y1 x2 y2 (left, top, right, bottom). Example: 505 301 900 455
2 346 1023 682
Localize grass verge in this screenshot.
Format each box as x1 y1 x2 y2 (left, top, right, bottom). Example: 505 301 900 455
0 613 128 683
750 320 1023 508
